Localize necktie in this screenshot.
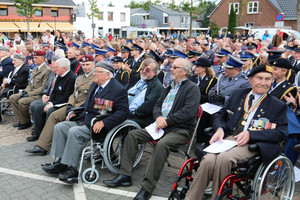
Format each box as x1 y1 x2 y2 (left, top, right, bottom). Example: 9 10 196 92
197 76 201 85
248 94 255 110
272 81 277 88
94 85 103 97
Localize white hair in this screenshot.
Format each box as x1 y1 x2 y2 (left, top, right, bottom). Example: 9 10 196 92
101 68 113 78
55 49 65 58
56 58 70 70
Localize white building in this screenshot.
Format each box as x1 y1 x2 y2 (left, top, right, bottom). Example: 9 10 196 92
72 0 130 38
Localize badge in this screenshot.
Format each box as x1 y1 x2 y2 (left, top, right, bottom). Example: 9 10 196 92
241 121 246 126
238 107 241 111
84 89 88 93
75 91 78 98
59 86 62 90
283 85 286 88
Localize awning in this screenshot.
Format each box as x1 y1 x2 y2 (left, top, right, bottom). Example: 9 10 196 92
14 22 53 32
0 22 20 32
47 23 77 32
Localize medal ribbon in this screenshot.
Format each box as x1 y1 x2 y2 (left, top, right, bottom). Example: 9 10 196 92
243 93 267 121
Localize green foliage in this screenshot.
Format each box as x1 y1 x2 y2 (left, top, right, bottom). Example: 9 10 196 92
168 0 207 16
86 0 99 19
108 2 114 7
202 1 216 27
210 21 219 38
228 4 237 34
11 0 47 18
126 0 161 11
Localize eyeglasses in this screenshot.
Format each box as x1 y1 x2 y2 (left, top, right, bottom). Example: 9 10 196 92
141 65 152 73
171 65 183 70
94 70 106 74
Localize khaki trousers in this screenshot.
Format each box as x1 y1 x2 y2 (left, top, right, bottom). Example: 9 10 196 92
36 106 67 151
9 93 40 124
185 136 257 200
119 128 190 193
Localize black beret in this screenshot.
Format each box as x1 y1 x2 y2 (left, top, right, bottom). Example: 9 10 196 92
272 58 292 69
194 57 211 67
248 64 273 77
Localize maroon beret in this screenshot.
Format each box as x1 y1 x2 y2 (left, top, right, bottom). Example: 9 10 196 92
33 50 46 56
80 54 95 62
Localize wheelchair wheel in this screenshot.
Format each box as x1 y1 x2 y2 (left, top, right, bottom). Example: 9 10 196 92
252 155 295 200
103 120 144 174
82 168 99 184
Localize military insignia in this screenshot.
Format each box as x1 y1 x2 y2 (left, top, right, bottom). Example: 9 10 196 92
82 57 86 62
84 89 88 93
238 107 241 111
257 115 260 118
265 65 273 73
235 78 238 80
94 98 114 114
283 85 286 88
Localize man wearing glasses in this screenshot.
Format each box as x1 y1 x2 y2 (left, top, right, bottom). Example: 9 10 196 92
103 58 200 200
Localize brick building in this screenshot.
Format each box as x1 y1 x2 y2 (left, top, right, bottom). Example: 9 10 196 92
0 0 76 38
209 0 297 30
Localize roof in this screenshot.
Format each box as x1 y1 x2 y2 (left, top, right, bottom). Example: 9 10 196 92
0 0 76 7
209 0 297 20
130 8 147 15
150 5 189 16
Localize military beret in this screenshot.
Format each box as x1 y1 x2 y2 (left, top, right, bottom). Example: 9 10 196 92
96 61 115 74
223 55 244 68
293 45 300 52
188 50 201 58
80 54 94 62
272 58 292 69
246 42 258 50
285 46 294 51
33 50 46 56
0 46 9 52
194 57 211 67
267 50 285 63
112 56 123 63
131 44 143 52
215 48 231 57
239 51 254 61
121 46 131 53
248 64 273 77
170 49 188 59
13 53 25 62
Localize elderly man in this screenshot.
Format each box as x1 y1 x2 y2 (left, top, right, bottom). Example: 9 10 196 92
66 48 82 75
0 46 14 83
27 58 76 142
10 50 51 130
103 58 200 200
186 64 287 199
25 55 95 155
0 54 29 98
42 61 129 184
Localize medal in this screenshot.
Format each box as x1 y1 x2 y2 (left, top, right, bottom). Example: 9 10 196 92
241 121 246 126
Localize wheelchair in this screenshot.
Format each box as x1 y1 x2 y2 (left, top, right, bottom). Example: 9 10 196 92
168 142 295 200
67 108 145 184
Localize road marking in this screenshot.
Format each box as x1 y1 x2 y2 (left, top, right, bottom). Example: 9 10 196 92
0 167 167 199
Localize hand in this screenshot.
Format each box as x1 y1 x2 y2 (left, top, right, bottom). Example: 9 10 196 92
155 116 167 132
284 92 296 108
209 128 224 144
234 130 250 146
213 91 225 103
20 91 28 98
42 94 50 103
93 120 104 133
44 103 52 112
162 58 168 66
3 78 7 85
66 113 76 121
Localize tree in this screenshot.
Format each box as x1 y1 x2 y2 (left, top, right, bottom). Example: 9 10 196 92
228 4 237 34
86 0 99 39
126 0 161 11
202 1 216 27
11 0 47 36
210 21 219 38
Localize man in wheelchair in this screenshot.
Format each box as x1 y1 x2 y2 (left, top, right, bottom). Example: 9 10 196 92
185 64 288 200
41 61 129 184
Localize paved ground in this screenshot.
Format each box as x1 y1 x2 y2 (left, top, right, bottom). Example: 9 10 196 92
0 114 299 200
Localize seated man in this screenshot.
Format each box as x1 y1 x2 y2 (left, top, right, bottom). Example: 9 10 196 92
103 58 200 200
185 64 287 200
0 46 14 84
0 54 29 98
28 58 76 142
25 55 95 155
128 58 164 128
9 50 51 130
42 61 129 184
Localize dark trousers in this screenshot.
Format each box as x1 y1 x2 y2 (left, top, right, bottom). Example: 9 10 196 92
33 103 57 137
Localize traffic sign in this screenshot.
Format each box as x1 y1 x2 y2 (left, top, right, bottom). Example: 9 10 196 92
141 23 146 28
275 13 284 21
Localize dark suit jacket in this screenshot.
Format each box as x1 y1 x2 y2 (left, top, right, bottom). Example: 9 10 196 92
114 68 129 87
83 78 129 130
128 56 143 88
190 75 217 104
0 56 14 82
6 64 29 90
269 80 297 102
49 71 76 105
213 88 287 164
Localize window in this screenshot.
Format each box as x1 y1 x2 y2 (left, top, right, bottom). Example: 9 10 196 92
108 12 113 21
228 3 239 14
0 6 7 16
247 1 259 14
35 9 42 17
181 16 185 24
120 12 125 22
186 16 189 24
98 12 103 20
163 13 168 24
51 10 58 17
245 22 254 28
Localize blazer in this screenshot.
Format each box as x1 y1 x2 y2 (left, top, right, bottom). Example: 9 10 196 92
0 56 14 81
49 70 76 105
269 79 298 102
128 56 144 88
153 79 200 134
190 75 217 104
6 64 29 90
42 72 56 95
213 88 287 164
114 68 129 87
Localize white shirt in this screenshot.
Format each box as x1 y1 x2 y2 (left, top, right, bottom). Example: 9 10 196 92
6 65 22 84
244 91 263 131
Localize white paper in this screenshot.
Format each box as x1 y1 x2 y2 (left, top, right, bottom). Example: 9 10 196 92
294 166 300 182
203 140 237 153
145 122 164 140
201 102 222 115
54 103 68 108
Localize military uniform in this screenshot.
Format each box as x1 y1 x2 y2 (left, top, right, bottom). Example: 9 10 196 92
127 56 144 89
114 68 129 87
252 55 262 67
269 80 298 102
190 74 217 104
10 63 51 124
211 64 224 78
36 73 94 151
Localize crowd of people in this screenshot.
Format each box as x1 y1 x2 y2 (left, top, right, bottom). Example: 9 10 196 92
0 27 300 200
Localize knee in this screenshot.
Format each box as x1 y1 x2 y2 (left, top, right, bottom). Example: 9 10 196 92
215 153 233 166
200 155 216 169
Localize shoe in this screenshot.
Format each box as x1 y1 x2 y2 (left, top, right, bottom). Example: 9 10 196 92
42 161 67 174
25 145 47 156
103 174 132 187
58 167 78 184
294 144 300 153
18 122 32 130
13 122 21 127
26 135 39 142
133 187 152 200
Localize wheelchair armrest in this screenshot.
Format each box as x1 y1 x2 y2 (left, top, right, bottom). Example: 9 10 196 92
90 114 112 129
248 144 259 152
67 107 84 121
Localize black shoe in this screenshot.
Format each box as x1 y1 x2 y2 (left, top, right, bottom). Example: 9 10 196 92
133 187 152 200
18 122 32 130
42 162 67 174
13 122 21 127
294 144 300 153
26 135 39 142
58 167 78 184
25 145 47 156
103 174 132 187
